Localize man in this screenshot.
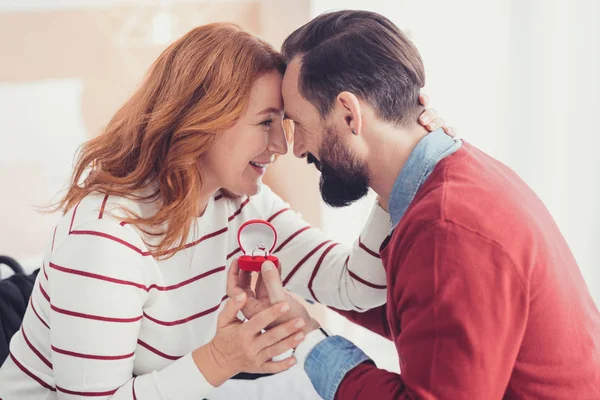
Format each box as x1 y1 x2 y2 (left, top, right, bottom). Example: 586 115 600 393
257 9 600 400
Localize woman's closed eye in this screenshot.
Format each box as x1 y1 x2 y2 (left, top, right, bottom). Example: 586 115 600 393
259 118 274 130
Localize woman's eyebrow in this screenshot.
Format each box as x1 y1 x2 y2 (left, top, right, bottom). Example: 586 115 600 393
256 107 283 115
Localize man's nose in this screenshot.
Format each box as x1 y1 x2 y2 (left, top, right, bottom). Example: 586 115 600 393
293 134 308 158
293 138 308 159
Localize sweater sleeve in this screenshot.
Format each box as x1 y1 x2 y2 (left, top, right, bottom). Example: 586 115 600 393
256 185 391 310
47 219 214 399
303 221 529 400
329 305 392 340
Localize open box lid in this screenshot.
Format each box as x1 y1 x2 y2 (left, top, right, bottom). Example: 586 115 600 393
237 219 277 255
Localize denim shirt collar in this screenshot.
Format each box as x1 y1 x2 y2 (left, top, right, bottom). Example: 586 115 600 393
389 128 462 228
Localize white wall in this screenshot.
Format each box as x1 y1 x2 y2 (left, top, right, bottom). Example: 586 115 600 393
0 0 256 13
0 79 87 273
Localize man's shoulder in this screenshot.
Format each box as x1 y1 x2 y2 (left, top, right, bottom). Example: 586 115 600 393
392 142 543 253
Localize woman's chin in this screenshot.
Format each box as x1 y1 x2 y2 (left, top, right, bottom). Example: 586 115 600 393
246 181 263 196
229 180 263 197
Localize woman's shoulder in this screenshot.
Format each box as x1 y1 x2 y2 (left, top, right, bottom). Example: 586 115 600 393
66 191 157 224
49 194 152 287
52 191 155 253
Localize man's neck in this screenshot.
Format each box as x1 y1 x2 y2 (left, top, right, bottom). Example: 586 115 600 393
366 124 429 204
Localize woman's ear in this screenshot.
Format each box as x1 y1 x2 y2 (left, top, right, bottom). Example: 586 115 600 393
336 91 362 136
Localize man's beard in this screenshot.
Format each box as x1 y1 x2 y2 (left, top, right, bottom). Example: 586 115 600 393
308 126 370 208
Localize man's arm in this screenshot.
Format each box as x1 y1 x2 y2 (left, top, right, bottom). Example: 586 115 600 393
329 305 392 340
296 221 529 399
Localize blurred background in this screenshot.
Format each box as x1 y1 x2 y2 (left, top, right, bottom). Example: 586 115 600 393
0 0 598 374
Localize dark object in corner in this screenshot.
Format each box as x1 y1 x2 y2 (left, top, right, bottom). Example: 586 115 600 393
0 256 39 366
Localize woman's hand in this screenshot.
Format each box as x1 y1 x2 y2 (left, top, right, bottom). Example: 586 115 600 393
376 94 458 211
192 292 305 387
417 93 456 137
227 259 319 335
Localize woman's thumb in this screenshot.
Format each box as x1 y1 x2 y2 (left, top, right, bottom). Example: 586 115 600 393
220 290 247 322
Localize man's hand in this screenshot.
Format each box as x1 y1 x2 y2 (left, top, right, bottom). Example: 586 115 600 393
227 259 320 334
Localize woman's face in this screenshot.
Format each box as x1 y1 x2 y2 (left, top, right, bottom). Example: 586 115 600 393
202 70 288 196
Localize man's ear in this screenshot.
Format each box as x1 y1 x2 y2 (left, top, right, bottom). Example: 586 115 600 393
336 91 362 136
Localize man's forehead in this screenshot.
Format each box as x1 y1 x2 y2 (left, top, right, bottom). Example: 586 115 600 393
282 58 302 92
282 58 303 119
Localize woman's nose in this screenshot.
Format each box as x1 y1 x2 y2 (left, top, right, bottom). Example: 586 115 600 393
266 123 289 156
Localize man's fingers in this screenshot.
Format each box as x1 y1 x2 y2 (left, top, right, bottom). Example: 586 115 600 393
261 261 287 304
419 93 430 107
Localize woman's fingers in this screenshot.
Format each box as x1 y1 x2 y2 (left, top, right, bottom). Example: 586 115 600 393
227 259 254 299
443 125 457 137
242 296 268 320
255 317 305 351
260 357 297 374
244 301 290 334
217 292 247 325
428 117 444 132
417 98 458 137
259 332 305 362
419 108 437 127
260 261 287 304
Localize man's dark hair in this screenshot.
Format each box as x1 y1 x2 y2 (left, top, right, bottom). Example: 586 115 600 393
282 10 425 126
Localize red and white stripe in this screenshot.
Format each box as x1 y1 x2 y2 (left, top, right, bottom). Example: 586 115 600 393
0 186 390 399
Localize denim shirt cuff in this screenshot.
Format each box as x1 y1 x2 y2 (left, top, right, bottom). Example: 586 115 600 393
304 336 371 400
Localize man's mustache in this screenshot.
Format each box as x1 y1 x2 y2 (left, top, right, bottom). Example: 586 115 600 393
307 153 323 172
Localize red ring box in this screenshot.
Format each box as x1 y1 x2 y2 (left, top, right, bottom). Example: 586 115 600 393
237 219 279 272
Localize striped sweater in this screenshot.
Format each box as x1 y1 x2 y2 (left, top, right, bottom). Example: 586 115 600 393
0 185 390 399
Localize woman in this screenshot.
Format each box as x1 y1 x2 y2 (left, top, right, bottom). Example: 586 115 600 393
0 23 448 399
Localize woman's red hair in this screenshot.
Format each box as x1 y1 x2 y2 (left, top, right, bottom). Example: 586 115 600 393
56 23 285 258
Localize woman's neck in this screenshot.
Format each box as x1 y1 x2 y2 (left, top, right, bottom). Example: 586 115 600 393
196 188 219 217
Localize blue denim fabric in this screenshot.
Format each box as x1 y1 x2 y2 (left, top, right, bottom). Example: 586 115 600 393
304 335 371 400
389 128 462 228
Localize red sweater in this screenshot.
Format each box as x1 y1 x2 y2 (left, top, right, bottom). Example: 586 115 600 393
336 143 600 399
